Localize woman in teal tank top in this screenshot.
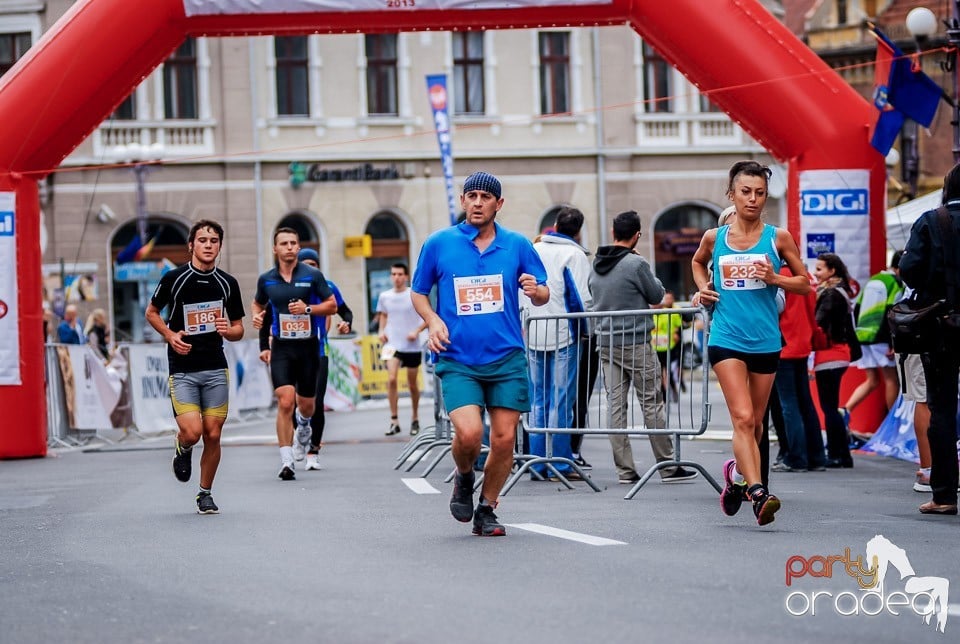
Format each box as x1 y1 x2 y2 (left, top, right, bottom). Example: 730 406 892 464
691 161 811 526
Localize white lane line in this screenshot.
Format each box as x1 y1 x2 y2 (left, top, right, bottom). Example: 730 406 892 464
948 604 960 617
402 478 441 494
505 523 627 546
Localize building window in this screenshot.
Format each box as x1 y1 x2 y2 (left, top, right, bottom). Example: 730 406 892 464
275 36 309 117
113 95 137 120
643 43 672 113
0 32 31 78
653 204 718 298
164 38 198 119
453 32 484 115
365 34 398 116
364 212 409 330
837 0 848 25
699 93 722 113
539 32 570 115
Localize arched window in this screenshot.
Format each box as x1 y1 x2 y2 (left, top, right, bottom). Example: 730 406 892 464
364 211 410 331
653 203 719 300
538 206 564 236
110 217 189 343
277 211 319 257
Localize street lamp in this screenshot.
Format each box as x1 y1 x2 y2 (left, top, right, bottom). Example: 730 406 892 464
907 4 960 164
112 142 165 244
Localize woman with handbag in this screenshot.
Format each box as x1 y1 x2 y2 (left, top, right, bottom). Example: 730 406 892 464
812 253 860 469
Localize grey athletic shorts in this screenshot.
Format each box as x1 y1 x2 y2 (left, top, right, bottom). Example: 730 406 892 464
169 369 229 418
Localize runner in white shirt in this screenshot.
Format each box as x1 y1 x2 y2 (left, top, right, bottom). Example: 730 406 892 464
377 263 427 436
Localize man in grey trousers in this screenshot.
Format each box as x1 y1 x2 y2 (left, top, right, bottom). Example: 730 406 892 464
589 210 698 485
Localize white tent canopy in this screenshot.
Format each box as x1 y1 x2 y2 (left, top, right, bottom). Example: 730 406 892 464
886 189 942 250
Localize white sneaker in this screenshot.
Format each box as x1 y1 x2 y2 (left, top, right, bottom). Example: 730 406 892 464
305 454 321 471
292 440 306 462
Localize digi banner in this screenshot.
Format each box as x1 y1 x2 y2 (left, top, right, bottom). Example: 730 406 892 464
426 74 458 226
799 169 870 284
184 0 611 16
0 192 19 385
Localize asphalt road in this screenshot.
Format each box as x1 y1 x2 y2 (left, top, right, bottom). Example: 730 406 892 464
1 398 957 644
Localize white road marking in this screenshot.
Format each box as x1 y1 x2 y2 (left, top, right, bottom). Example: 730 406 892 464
402 478 441 494
948 604 960 617
506 523 627 546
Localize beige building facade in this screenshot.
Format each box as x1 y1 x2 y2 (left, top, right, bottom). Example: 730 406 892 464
3 1 782 342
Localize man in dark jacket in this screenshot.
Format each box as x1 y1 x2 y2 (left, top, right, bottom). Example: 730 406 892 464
589 210 697 485
899 162 960 516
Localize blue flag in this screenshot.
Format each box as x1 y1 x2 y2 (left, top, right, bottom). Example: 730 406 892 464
869 26 943 155
115 235 143 264
426 75 458 226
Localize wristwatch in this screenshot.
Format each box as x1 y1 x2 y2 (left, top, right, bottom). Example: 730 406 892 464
304 305 312 315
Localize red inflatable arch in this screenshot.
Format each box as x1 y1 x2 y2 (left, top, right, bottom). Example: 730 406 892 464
0 0 884 458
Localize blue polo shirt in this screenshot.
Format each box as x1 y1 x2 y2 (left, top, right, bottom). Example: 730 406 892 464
412 221 547 366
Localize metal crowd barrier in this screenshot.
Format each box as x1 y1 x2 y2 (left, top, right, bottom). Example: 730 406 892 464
508 307 721 499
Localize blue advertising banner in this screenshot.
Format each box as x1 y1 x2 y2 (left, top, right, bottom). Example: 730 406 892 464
426 74 458 226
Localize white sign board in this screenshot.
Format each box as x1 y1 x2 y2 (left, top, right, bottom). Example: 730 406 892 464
0 192 19 385
184 0 611 16
799 169 871 284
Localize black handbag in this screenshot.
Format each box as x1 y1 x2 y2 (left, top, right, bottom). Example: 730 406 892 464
887 298 948 354
887 207 958 354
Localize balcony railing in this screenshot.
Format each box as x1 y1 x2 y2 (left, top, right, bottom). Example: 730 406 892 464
93 121 215 159
634 112 755 149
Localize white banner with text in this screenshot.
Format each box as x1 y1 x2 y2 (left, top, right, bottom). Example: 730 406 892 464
184 0 611 16
799 169 871 285
0 192 19 385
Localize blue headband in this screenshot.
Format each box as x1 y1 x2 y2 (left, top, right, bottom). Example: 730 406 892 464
462 171 502 199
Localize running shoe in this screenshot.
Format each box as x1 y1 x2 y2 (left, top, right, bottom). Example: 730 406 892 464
278 463 296 481
573 455 593 470
172 439 192 483
449 471 475 522
719 459 747 516
292 437 307 462
410 420 420 436
305 454 321 471
196 492 219 515
751 490 781 526
385 422 401 436
914 471 932 493
472 504 506 537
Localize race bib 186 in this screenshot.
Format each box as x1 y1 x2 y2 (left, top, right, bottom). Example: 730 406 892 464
183 300 223 335
453 274 504 316
278 313 312 339
718 254 769 290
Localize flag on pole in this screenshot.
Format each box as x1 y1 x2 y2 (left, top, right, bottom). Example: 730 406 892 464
426 74 458 226
115 235 143 264
869 25 943 155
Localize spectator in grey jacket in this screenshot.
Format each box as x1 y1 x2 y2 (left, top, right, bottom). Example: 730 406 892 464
589 210 698 485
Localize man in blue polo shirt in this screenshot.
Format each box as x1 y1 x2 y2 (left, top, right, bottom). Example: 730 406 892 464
411 171 549 537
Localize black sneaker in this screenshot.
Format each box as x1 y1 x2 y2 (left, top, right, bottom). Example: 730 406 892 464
751 489 781 526
172 440 192 483
196 492 219 515
410 420 420 436
278 464 296 481
385 422 401 436
449 471 475 522
573 455 593 470
662 466 699 483
472 504 506 537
